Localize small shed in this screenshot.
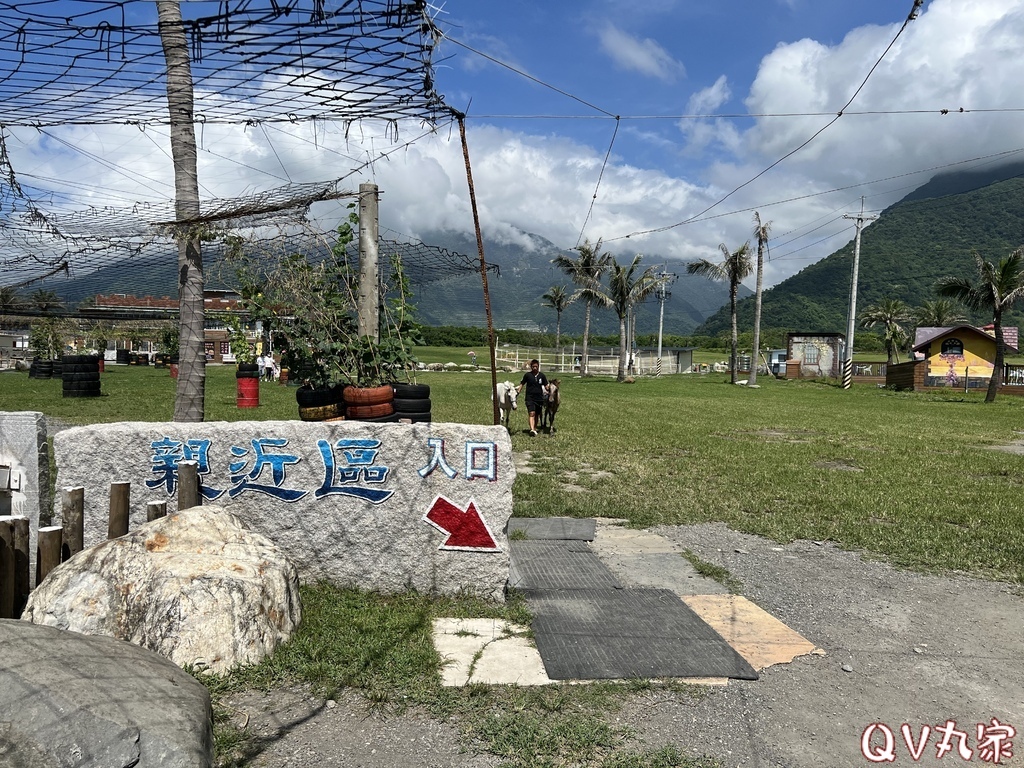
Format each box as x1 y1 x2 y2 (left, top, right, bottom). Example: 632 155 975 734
785 333 845 378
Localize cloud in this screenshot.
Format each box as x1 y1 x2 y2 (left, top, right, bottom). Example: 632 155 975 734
10 0 1024 300
596 23 685 83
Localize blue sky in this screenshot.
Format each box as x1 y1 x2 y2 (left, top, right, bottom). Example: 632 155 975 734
6 0 1024 292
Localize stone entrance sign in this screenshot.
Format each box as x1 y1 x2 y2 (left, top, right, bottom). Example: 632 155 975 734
0 411 49 568
52 421 514 601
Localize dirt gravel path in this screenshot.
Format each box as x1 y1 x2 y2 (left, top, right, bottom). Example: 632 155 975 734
221 523 1024 768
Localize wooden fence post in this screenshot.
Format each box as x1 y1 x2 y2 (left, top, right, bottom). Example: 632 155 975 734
62 486 85 561
178 461 200 511
108 481 130 539
9 516 29 613
0 519 14 619
36 525 63 586
147 500 167 522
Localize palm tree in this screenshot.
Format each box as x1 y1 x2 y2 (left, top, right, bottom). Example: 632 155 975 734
29 289 62 313
937 248 1024 403
584 255 669 381
541 285 573 356
158 0 206 422
687 242 753 384
859 298 911 365
552 239 611 376
914 298 966 328
750 212 772 385
0 287 24 329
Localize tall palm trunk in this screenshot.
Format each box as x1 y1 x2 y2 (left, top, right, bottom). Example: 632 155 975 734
989 312 1005 403
158 0 205 422
581 299 592 376
750 238 764 385
617 315 627 381
555 312 562 357
729 282 739 384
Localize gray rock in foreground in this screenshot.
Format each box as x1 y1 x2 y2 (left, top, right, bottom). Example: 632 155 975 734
0 619 213 768
23 505 301 675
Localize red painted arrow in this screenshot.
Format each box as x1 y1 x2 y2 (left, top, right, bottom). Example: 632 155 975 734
424 496 499 551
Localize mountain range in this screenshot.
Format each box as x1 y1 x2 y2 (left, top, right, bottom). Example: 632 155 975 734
696 160 1024 336
34 226 744 338
29 160 1024 339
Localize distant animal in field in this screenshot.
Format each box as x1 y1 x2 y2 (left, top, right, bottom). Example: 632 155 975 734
541 379 561 432
493 380 518 430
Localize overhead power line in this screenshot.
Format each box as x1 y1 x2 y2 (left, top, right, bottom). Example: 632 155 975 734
605 0 927 243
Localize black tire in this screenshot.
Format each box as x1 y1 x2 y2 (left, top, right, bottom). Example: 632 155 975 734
63 382 100 393
296 386 338 408
395 410 431 423
393 382 430 399
237 362 258 373
62 355 90 365
236 370 260 379
357 412 400 423
63 364 99 374
64 372 100 383
393 397 430 412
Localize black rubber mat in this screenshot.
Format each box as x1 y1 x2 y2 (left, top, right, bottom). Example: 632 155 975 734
529 588 759 681
509 540 622 592
507 517 596 541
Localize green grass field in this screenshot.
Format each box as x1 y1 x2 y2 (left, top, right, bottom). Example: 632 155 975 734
6 358 1019 582
4 356 1023 767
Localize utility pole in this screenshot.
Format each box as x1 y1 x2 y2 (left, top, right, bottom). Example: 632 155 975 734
841 197 878 389
655 270 676 375
357 183 379 342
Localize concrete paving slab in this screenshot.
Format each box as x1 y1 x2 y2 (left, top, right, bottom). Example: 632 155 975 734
681 594 823 670
589 523 730 595
433 618 553 687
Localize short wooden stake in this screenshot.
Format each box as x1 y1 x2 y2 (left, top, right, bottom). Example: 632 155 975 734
36 526 63 586
108 481 130 539
146 500 167 522
62 486 85 561
0 519 15 619
11 516 29 612
178 461 200 511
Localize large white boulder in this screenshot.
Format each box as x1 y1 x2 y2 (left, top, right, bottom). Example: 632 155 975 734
22 505 301 675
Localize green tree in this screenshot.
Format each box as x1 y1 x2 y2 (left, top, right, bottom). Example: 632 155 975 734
552 239 611 376
29 289 62 313
859 298 911 365
937 248 1024 402
914 298 966 328
541 285 574 355
0 287 24 330
750 212 772 385
584 255 670 382
687 242 753 384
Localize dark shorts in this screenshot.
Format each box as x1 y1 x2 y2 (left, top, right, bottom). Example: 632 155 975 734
526 397 544 415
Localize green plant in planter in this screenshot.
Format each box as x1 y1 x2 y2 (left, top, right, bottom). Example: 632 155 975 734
227 209 421 392
221 314 256 365
29 316 71 359
157 318 179 358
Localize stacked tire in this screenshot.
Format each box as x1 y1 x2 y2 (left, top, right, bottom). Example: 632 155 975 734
62 354 101 398
343 385 397 423
29 358 53 379
392 383 431 423
296 385 344 421
116 349 130 365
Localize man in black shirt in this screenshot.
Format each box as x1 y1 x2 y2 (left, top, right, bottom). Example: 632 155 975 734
517 359 549 437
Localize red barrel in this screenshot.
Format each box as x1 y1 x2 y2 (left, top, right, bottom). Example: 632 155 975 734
97 358 105 373
237 377 259 408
